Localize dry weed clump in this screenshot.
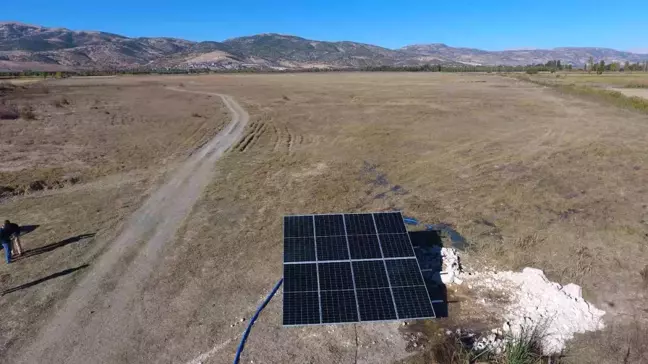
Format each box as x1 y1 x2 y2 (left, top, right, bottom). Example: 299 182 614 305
52 97 70 107
641 265 648 288
19 105 36 120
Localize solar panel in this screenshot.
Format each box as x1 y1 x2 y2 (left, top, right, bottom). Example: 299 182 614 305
282 212 435 326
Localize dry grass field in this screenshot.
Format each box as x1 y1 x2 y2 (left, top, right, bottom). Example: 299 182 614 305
1 72 648 363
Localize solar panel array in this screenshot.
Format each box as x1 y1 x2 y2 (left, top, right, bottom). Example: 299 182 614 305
283 212 436 326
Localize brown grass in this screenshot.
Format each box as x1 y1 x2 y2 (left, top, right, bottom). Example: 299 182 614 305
2 73 648 363
136 73 648 363
0 81 228 196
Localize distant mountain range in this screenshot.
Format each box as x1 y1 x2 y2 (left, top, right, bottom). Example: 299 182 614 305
1 22 647 72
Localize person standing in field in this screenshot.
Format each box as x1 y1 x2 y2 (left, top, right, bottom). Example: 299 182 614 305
3 220 22 257
0 225 11 264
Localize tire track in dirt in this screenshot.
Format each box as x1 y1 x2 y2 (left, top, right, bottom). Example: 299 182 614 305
236 119 268 153
17 88 249 364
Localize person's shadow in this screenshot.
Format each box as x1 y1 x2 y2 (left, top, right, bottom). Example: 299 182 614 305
1 264 89 296
409 230 449 317
19 224 40 236
17 233 96 260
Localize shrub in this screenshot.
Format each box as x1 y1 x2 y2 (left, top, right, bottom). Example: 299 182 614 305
526 68 539 75
191 112 202 118
19 105 36 120
52 97 70 107
502 325 545 364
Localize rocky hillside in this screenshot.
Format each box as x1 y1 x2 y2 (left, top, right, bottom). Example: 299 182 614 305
400 43 648 66
1 22 647 71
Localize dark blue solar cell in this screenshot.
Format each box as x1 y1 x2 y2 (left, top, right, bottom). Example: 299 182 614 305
283 292 320 325
316 236 349 261
385 259 425 287
318 262 354 291
347 235 382 259
344 214 377 235
284 263 318 292
356 288 397 321
321 290 358 323
379 233 415 258
284 237 316 262
373 212 407 234
352 260 389 289
284 215 314 238
315 214 346 236
392 286 435 319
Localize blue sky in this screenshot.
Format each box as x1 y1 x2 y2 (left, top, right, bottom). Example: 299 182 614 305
4 0 648 52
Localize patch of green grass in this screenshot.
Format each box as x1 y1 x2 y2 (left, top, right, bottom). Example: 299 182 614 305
501 325 545 364
513 75 648 114
625 82 648 89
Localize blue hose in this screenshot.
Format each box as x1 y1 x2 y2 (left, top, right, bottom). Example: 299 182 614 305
233 278 284 364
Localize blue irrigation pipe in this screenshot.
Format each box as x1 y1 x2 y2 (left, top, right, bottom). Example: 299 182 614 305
402 216 419 225
233 278 284 364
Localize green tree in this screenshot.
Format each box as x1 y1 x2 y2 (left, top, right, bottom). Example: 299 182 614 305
597 60 605 74
624 61 630 71
588 56 594 73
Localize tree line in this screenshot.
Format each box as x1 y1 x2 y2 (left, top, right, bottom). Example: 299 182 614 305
2 60 648 78
583 57 648 74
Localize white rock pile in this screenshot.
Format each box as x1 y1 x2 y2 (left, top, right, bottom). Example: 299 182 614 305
440 248 606 355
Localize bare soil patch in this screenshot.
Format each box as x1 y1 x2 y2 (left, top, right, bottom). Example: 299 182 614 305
614 87 648 99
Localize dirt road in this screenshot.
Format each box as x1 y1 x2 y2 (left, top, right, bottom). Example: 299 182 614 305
16 89 249 364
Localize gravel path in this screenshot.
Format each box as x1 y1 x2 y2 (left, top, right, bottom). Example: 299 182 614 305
16 89 249 364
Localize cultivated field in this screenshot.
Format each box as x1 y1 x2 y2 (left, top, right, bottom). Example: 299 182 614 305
1 73 647 363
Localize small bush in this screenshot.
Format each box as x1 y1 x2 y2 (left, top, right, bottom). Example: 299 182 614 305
52 97 70 108
502 325 545 364
19 105 36 120
641 265 648 288
191 112 202 118
526 68 539 75
282 95 290 101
